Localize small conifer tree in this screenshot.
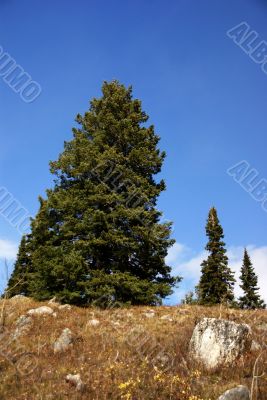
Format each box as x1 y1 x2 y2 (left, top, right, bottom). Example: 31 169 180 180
239 248 265 309
197 207 235 305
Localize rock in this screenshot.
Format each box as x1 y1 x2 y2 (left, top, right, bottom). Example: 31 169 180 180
10 295 30 302
143 310 155 318
66 373 84 391
189 318 252 369
153 352 173 370
54 328 73 353
177 308 190 315
58 304 72 310
12 315 33 339
144 313 155 318
160 315 173 322
111 321 120 327
16 314 32 327
217 385 250 400
27 306 54 316
86 318 100 327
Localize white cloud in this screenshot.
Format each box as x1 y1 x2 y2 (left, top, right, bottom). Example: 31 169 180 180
166 242 267 304
0 239 18 260
165 242 190 265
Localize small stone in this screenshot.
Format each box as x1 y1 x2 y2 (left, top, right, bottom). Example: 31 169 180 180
153 352 172 371
66 373 84 391
58 304 72 310
12 315 33 339
16 315 32 327
10 295 30 302
86 318 100 327
27 306 54 316
54 328 73 353
177 308 190 315
160 315 173 322
144 312 155 318
217 385 250 400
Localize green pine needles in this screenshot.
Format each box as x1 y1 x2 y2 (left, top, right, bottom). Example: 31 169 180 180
7 81 181 305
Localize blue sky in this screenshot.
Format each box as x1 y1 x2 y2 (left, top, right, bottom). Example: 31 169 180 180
0 0 267 303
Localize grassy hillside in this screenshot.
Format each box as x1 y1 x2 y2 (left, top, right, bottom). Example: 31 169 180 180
0 298 266 399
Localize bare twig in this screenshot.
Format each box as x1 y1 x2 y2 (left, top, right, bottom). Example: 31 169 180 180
251 351 265 400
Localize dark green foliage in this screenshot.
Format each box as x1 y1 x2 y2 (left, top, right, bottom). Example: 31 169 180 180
5 235 32 297
239 248 266 309
82 270 174 306
8 81 181 305
197 207 235 305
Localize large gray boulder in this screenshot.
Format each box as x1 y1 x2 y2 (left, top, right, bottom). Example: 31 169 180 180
218 385 250 400
189 318 252 369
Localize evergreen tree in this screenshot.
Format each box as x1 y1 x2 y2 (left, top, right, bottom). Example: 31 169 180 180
239 248 265 309
8 81 181 305
5 235 32 297
197 207 235 305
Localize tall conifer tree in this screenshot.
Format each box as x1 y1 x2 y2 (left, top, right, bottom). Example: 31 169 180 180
8 81 180 305
197 207 235 305
239 248 265 309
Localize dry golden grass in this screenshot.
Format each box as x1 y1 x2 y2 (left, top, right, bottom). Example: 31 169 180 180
0 298 266 400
